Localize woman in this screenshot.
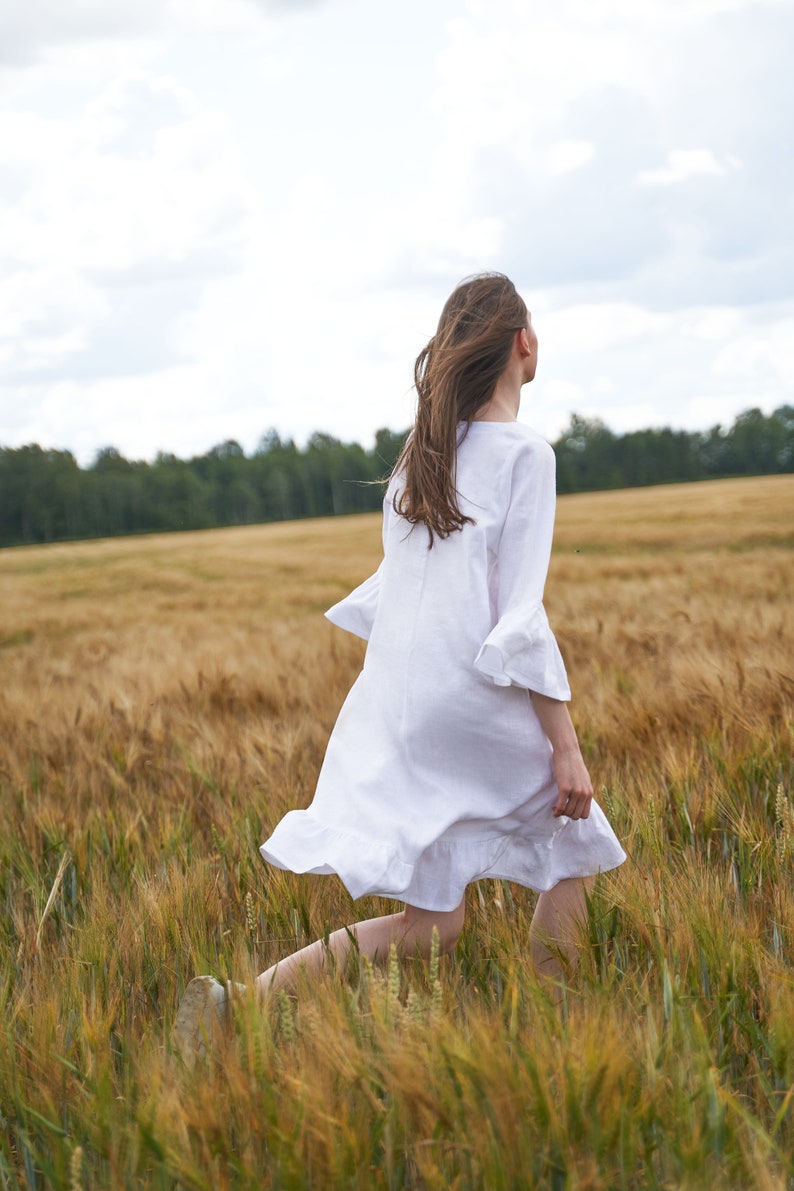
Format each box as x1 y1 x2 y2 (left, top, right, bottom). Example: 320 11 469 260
175 272 625 1059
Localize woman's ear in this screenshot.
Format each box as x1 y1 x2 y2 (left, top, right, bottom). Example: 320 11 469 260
517 327 532 356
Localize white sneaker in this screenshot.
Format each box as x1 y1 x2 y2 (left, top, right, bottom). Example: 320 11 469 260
173 976 242 1065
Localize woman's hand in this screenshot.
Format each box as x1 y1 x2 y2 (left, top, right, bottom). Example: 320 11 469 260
550 745 593 820
529 691 594 820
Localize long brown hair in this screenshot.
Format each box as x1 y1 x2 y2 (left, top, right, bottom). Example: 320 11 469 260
394 272 528 544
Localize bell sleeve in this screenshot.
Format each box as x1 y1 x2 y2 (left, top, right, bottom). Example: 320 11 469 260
473 439 571 700
324 562 382 641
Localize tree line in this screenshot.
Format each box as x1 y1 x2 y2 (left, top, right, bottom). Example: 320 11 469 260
0 406 791 548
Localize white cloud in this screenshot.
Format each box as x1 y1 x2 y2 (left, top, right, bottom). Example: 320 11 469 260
433 0 793 308
0 66 256 390
0 0 309 63
711 314 794 387
547 140 596 175
0 0 791 465
637 148 742 186
0 1 162 63
680 309 742 341
0 264 108 361
540 304 674 354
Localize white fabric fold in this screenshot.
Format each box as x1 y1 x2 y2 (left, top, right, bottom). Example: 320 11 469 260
474 603 571 699
324 565 382 641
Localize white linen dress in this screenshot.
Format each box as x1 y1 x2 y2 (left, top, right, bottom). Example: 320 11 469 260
260 422 626 911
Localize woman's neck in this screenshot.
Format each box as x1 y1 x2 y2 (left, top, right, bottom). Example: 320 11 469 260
473 366 523 422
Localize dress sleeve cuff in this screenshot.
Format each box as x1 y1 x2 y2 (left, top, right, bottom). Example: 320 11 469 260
324 569 381 641
473 605 572 700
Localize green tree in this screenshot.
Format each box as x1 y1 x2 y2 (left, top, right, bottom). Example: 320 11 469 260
554 415 622 492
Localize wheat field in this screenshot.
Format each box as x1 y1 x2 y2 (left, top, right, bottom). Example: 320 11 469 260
0 474 792 1189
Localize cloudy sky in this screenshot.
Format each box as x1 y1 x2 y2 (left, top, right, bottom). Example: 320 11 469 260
1 0 792 465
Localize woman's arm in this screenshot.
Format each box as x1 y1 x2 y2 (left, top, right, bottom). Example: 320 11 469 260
530 692 593 820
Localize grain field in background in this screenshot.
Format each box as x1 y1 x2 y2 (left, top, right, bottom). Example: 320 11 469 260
0 474 792 1189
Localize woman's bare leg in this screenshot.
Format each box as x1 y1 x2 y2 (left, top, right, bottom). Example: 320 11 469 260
530 876 593 1001
255 898 465 997
175 901 464 1062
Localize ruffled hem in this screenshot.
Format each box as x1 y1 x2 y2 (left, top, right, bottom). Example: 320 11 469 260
325 569 381 641
260 807 625 913
474 604 571 700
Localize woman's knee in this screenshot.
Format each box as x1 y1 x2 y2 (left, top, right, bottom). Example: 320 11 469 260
403 898 465 955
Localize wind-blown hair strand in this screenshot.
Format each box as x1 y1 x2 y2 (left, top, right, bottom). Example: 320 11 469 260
394 272 528 545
